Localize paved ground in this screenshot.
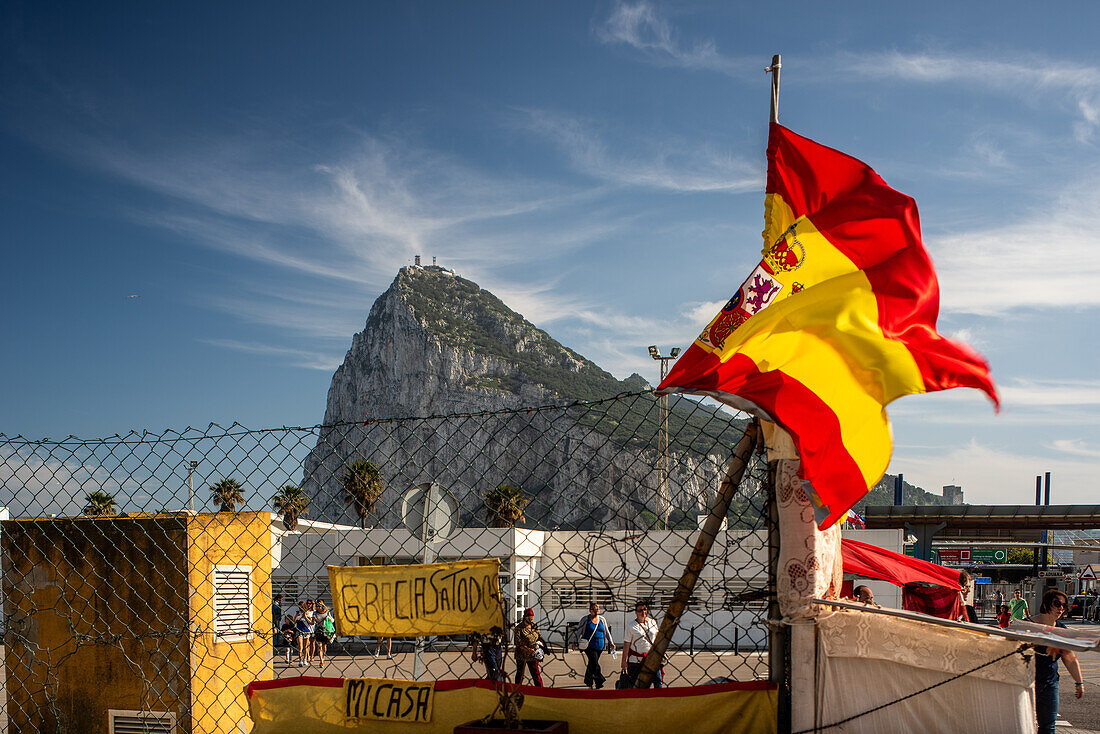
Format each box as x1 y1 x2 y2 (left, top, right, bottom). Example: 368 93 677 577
1057 623 1100 732
1 628 1097 730
273 646 769 688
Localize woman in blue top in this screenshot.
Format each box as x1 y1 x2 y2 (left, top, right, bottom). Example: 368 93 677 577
1031 589 1085 734
572 602 615 689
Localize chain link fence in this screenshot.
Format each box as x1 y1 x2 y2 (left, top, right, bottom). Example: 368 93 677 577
0 391 773 732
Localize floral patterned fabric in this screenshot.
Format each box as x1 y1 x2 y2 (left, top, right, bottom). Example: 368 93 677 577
816 609 1035 733
767 423 843 620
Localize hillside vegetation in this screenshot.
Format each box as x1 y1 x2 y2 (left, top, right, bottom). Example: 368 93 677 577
399 267 748 456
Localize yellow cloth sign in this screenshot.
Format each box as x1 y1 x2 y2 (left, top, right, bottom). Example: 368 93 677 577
344 678 434 723
328 558 504 637
246 678 778 734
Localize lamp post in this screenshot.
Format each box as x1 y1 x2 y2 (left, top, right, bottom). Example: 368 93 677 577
187 461 198 513
648 346 680 530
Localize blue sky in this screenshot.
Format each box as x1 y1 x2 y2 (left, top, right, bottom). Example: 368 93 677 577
3 1 1099 505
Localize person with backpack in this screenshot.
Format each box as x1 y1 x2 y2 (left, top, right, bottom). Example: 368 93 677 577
314 601 335 667
621 600 663 688
572 602 615 689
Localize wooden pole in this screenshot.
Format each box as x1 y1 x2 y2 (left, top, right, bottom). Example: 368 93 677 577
633 420 760 688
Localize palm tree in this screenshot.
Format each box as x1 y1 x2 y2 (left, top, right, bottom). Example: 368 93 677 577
272 485 310 531
209 478 244 513
484 484 529 528
341 460 385 529
81 490 118 517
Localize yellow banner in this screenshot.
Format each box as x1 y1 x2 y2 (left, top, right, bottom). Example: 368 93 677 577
328 558 504 637
247 678 778 734
344 678 434 724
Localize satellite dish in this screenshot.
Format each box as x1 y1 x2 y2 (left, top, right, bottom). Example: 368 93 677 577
401 482 458 543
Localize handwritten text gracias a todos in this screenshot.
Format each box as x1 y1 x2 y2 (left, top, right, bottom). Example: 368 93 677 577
329 558 504 636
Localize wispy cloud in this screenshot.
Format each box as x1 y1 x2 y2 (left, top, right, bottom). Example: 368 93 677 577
1048 438 1100 459
593 1 755 78
892 439 1099 505
520 109 762 192
935 132 1018 181
889 378 1100 428
999 378 1100 407
199 339 343 371
929 179 1100 314
0 448 111 516
842 50 1100 140
37 122 642 369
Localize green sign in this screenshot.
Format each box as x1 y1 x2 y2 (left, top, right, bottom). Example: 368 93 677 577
971 548 1007 563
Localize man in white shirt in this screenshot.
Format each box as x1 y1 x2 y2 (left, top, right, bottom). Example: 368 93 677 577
620 600 663 688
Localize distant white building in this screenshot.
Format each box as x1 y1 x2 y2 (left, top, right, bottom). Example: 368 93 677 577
271 518 903 650
272 519 774 649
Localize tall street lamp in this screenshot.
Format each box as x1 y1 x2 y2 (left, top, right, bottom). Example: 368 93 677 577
649 346 680 529
187 460 198 513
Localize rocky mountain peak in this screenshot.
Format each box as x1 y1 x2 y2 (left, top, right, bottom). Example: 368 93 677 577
304 266 751 530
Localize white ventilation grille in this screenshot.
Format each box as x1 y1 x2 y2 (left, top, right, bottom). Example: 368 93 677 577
214 564 252 639
108 710 176 734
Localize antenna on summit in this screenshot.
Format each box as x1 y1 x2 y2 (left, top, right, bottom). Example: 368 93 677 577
414 255 422 268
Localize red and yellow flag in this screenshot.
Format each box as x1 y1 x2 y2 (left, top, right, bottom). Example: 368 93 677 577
658 123 998 528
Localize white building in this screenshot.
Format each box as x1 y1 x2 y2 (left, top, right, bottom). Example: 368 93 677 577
271 519 901 650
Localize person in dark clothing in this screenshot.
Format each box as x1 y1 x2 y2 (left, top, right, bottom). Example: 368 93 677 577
1031 589 1085 734
958 571 978 623
572 602 615 689
471 625 505 682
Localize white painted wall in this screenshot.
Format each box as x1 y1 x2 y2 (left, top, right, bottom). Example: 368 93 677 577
841 528 905 609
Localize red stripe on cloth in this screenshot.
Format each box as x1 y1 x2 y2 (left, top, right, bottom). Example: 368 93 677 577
842 538 962 590
245 676 776 701
661 350 867 527
245 675 343 699
767 123 998 406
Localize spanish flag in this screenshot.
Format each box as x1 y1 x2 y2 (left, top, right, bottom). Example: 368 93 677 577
658 123 998 528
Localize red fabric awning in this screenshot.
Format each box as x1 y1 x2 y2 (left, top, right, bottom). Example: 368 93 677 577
841 538 961 590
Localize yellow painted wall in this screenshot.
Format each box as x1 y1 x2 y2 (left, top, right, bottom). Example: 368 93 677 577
187 511 274 734
1 517 191 734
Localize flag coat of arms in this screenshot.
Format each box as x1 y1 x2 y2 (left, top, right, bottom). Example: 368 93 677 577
658 123 998 528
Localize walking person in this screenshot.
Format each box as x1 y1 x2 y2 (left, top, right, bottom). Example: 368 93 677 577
294 599 315 666
471 625 505 682
621 601 663 688
272 594 283 656
1031 589 1086 734
313 601 334 668
280 598 299 665
513 608 545 686
375 636 393 659
1008 589 1029 620
572 602 615 689
958 572 977 623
